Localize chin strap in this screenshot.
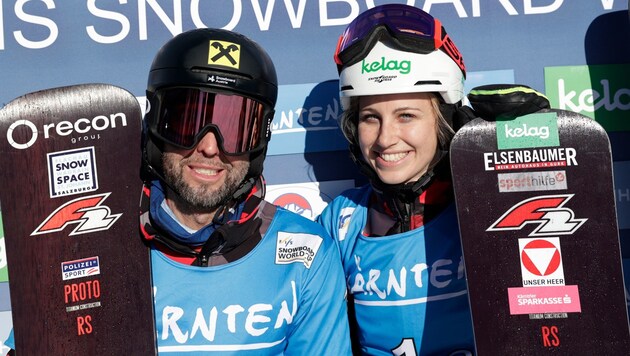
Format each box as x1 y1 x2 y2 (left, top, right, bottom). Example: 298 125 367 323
139 177 265 266
372 150 447 203
212 176 259 225
376 156 453 235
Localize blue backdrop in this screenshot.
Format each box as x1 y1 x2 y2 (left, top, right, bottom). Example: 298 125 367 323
1 1 629 350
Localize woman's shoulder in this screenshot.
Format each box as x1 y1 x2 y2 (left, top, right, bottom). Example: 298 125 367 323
328 184 372 209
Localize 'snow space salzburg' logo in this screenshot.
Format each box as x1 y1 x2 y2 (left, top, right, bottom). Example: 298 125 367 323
545 64 629 132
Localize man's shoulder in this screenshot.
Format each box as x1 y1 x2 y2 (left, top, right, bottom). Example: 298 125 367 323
257 200 341 271
263 199 328 233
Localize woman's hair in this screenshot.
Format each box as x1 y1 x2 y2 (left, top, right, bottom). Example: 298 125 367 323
339 93 455 151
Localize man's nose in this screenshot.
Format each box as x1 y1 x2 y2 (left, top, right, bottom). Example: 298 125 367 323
195 131 221 156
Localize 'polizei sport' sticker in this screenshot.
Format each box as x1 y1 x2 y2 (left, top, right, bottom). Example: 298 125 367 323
275 231 322 269
61 256 100 281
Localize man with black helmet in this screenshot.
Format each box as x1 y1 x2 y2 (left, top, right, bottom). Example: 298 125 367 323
139 28 351 353
2 28 351 354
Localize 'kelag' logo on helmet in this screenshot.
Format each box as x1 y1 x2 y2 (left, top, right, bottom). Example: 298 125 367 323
208 40 240 69
361 57 410 74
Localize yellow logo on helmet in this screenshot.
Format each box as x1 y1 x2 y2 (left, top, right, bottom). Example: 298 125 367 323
208 40 240 69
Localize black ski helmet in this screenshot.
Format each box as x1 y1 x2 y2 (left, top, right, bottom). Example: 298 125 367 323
142 28 278 182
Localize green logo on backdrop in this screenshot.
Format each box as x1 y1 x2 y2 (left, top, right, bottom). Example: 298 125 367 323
496 112 559 150
0 213 7 282
544 64 630 131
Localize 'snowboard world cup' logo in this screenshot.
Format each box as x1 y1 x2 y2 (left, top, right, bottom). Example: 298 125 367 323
6 113 128 150
275 231 322 269
32 193 121 236
487 194 587 236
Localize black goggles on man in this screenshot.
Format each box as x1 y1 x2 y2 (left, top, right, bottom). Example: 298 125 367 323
150 87 270 156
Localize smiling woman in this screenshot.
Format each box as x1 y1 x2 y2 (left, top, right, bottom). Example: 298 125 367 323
356 92 441 185
318 4 476 355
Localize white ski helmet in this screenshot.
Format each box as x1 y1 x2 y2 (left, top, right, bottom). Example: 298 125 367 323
339 41 464 109
335 4 466 110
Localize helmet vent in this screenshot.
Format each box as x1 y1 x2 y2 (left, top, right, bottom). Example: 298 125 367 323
414 80 442 86
191 66 252 80
341 85 354 91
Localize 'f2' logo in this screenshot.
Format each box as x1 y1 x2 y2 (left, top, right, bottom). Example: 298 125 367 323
32 193 121 236
487 194 586 236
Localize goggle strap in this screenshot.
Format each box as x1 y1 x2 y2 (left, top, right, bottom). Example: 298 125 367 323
334 35 344 66
264 110 274 141
440 32 466 75
433 18 444 49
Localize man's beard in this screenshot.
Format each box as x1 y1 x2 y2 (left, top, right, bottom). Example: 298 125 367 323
162 153 249 210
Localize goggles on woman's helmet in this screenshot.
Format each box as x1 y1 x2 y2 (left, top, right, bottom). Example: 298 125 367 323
150 87 268 155
334 4 465 75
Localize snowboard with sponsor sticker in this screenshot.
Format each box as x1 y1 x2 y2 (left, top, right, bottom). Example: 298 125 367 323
451 89 630 354
0 84 156 354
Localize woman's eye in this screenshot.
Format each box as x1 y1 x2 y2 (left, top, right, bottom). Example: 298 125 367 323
359 114 379 122
398 113 416 121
